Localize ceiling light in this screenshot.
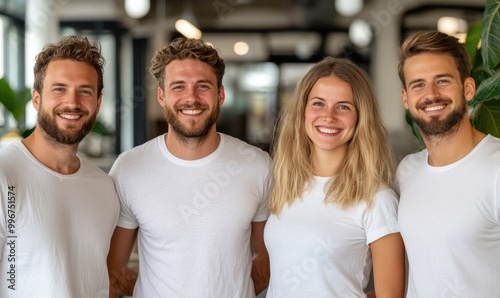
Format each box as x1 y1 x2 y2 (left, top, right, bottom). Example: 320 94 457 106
175 19 202 39
335 0 363 17
234 42 249 55
437 17 468 34
175 2 202 39
349 19 372 48
124 0 150 19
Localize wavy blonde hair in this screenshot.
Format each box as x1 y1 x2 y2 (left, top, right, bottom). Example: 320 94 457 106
269 57 394 214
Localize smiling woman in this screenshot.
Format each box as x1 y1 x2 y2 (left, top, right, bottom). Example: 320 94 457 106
265 57 405 298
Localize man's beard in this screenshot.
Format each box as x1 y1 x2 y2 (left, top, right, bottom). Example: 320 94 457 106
164 102 220 142
410 97 467 138
38 103 96 145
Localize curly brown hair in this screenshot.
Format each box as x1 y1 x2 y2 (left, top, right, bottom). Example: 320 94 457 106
150 37 225 90
33 35 105 95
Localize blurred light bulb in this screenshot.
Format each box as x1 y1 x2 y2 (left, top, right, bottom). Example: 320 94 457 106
175 19 202 39
234 42 249 55
335 0 363 17
438 17 468 34
349 19 372 48
125 0 150 19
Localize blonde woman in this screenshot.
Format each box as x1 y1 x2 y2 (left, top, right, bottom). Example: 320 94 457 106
264 57 405 297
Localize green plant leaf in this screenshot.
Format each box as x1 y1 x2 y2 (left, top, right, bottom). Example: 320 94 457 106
0 78 16 114
405 110 425 150
471 98 500 137
481 0 500 71
91 119 114 136
12 88 32 122
471 72 500 104
0 78 31 123
465 20 482 65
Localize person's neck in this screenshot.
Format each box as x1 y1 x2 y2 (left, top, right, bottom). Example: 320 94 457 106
423 119 486 167
165 128 220 161
311 147 346 177
21 128 81 175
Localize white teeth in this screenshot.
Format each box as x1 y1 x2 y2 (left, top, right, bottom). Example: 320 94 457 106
318 127 340 134
60 114 80 120
182 109 202 115
425 105 445 112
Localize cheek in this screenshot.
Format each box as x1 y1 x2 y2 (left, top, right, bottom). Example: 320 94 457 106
343 113 358 130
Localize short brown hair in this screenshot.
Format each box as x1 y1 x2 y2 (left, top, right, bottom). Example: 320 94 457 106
33 35 105 95
150 37 225 90
398 31 471 88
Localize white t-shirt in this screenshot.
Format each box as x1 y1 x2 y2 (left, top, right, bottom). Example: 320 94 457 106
396 134 500 297
0 141 120 297
264 176 399 298
110 133 271 298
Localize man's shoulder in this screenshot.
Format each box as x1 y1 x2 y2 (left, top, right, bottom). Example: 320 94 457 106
397 149 427 168
117 136 161 161
0 141 25 167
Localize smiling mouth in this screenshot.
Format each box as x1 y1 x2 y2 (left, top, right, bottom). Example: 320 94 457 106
423 105 446 112
59 113 82 120
317 127 341 134
181 109 203 116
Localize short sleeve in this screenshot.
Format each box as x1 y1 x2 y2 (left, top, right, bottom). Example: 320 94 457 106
364 186 400 244
109 157 139 229
252 162 272 222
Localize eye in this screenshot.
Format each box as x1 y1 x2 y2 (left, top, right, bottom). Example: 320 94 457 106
198 83 210 89
80 89 93 95
338 104 351 110
410 82 424 90
311 100 324 107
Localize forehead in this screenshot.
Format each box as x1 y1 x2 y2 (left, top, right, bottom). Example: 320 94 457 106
404 53 458 78
44 60 98 84
309 76 353 101
164 59 216 81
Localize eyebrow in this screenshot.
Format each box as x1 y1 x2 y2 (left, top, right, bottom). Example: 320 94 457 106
168 79 214 87
309 96 355 105
408 73 455 86
50 82 95 90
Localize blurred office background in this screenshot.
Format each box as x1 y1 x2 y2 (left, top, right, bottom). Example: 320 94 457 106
0 0 486 165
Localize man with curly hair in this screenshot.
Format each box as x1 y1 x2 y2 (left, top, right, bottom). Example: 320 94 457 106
0 36 119 297
107 37 271 298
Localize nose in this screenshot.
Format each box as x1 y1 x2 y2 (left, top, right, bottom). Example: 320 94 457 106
425 83 440 100
183 86 199 104
322 107 337 122
64 90 81 108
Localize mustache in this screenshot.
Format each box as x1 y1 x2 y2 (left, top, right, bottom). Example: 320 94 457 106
175 102 208 110
416 98 452 110
56 108 89 115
